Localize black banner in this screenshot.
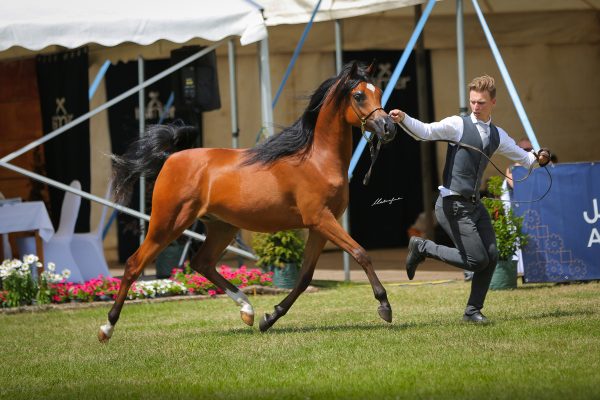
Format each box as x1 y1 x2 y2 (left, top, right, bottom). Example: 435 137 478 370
344 51 437 249
36 48 90 232
105 58 201 262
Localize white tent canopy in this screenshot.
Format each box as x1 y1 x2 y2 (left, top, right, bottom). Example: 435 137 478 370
0 0 267 52
258 0 427 26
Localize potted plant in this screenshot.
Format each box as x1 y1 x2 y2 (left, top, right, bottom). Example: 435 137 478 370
482 176 529 290
252 230 305 289
155 237 186 279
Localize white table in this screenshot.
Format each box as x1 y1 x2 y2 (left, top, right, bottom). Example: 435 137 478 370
0 201 55 268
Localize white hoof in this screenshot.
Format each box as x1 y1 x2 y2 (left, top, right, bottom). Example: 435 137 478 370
240 303 255 326
98 322 114 343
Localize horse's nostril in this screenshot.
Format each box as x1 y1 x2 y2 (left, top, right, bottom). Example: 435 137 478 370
384 124 393 137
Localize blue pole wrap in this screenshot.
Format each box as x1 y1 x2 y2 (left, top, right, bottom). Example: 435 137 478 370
102 212 117 240
347 0 436 179
158 92 175 124
470 0 541 150
272 0 323 108
88 60 111 100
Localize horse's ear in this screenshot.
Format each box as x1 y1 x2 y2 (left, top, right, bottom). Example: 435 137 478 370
366 60 377 76
349 61 358 77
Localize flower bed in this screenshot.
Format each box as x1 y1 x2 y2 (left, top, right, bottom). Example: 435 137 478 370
1 256 273 308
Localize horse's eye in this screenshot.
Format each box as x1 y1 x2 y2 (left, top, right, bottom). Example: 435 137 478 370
353 92 364 102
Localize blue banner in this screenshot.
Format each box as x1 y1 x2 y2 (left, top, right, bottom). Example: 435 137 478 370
512 163 600 283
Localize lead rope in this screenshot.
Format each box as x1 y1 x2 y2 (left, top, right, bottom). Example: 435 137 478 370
363 138 382 186
350 104 386 186
398 121 553 204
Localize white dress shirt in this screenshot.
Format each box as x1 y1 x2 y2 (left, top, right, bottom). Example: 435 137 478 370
399 113 537 196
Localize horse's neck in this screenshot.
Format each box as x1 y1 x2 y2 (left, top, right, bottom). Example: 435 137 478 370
311 107 353 175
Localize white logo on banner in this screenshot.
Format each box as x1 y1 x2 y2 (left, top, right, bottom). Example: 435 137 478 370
135 91 175 121
583 198 600 247
375 63 411 91
52 98 74 130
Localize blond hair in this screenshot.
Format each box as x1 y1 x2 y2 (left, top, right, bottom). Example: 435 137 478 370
468 75 496 99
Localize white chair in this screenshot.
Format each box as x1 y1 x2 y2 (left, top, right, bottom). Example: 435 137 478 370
0 192 8 260
70 184 112 280
1 194 20 260
17 180 85 282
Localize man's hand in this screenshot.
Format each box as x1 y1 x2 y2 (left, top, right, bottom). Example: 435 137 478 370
389 109 405 124
535 148 551 166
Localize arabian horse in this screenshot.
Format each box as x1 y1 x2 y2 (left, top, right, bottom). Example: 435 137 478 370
99 61 397 342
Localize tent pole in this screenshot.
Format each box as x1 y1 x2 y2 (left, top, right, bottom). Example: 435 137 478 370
228 39 240 149
456 0 468 116
258 37 274 137
415 4 435 241
335 19 351 282
138 57 146 248
335 20 343 73
470 0 540 149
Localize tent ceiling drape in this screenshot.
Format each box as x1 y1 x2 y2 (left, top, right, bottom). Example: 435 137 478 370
258 0 427 26
257 0 599 26
0 0 267 52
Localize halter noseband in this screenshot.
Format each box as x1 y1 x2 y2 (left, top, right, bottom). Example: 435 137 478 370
353 106 385 143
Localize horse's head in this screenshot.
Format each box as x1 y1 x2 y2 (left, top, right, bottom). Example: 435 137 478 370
343 62 397 145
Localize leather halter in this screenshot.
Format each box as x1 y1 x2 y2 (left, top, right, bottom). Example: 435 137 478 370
352 105 385 143
350 102 387 185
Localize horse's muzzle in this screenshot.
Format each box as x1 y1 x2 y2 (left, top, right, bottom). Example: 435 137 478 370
374 116 397 145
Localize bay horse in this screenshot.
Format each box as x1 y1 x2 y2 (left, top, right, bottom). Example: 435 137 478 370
99 61 397 342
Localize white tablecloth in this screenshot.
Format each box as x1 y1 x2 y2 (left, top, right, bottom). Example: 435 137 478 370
0 202 55 259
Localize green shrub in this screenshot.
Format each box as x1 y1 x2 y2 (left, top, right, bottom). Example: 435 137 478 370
482 176 529 261
252 230 305 269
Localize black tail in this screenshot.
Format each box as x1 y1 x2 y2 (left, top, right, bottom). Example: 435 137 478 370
111 123 197 205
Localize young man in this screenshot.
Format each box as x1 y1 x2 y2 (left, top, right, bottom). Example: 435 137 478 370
389 75 550 323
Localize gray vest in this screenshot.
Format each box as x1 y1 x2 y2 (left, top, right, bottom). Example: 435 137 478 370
442 116 500 201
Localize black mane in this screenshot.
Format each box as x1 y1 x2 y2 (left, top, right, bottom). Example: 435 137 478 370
242 61 373 166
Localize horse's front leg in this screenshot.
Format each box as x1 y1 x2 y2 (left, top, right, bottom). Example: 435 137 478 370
259 231 327 332
314 212 392 323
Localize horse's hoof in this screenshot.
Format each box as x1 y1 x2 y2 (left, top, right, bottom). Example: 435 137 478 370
98 321 114 343
378 306 393 323
259 313 272 332
98 329 110 343
241 311 254 326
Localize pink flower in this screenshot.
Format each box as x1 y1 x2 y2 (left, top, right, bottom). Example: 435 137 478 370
208 290 216 296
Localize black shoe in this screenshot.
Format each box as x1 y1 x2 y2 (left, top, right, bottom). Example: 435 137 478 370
406 236 425 280
462 311 489 324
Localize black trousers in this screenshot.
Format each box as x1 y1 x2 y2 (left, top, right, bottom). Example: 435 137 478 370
421 195 498 312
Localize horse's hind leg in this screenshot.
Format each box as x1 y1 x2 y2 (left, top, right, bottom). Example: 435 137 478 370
314 212 392 323
259 230 327 332
188 220 255 326
98 200 199 343
98 241 159 343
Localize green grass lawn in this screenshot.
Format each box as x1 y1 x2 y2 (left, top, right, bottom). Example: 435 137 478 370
1 280 599 399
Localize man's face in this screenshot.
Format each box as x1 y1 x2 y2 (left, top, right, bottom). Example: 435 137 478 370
469 90 495 122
